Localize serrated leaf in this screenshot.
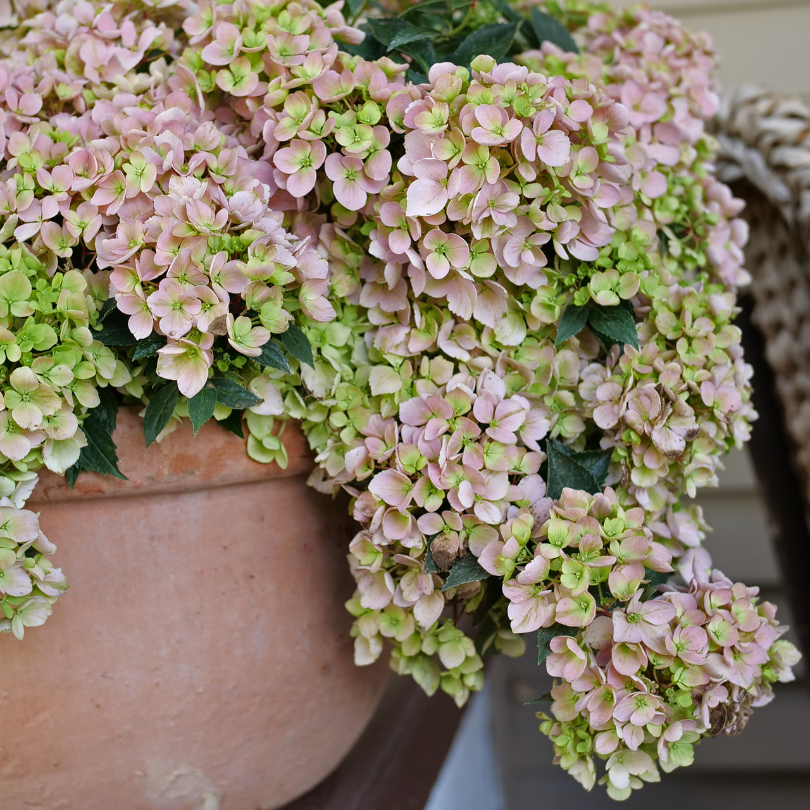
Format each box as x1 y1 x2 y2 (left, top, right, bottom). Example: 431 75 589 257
278 324 314 367
341 31 387 61
441 554 491 592
570 449 612 488
366 18 427 50
587 323 616 354
399 0 468 17
642 570 672 601
424 535 440 574
143 382 180 447
587 303 639 350
399 38 436 76
187 382 217 435
555 305 589 345
132 333 167 361
546 438 601 500
255 339 290 374
66 388 127 485
209 376 261 409
493 0 523 24
472 577 503 626
96 298 117 324
454 22 518 66
537 623 578 665
218 409 244 438
474 611 499 658
93 309 138 347
530 8 579 54
525 691 553 706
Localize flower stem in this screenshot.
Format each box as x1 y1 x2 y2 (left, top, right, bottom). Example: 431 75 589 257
349 0 371 27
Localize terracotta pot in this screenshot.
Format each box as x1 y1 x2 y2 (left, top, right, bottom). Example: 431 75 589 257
0 407 388 810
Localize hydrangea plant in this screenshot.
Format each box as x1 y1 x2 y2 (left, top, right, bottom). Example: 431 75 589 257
0 0 800 798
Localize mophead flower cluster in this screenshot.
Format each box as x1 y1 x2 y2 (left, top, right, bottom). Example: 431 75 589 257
0 0 799 797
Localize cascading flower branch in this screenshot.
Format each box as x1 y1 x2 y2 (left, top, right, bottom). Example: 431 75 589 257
0 0 800 798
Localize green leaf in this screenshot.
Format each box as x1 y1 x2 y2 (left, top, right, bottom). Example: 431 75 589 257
93 309 138 347
187 382 218 435
255 339 291 374
96 298 117 324
546 438 601 500
278 324 314 367
366 18 428 51
143 382 180 448
472 577 503 626
399 0 468 17
424 536 440 574
493 0 523 24
569 449 612 488
132 333 167 361
66 388 127 486
341 30 387 61
474 611 499 658
555 305 589 345
399 38 436 76
219 409 244 439
530 8 579 54
454 22 518 66
209 377 261 409
587 303 639 350
537 623 578 665
441 554 491 592
525 691 552 705
642 570 672 601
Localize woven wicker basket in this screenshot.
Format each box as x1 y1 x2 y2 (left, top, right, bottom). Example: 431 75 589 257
714 86 810 502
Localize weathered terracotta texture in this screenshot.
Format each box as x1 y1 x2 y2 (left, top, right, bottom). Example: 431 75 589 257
0 408 388 810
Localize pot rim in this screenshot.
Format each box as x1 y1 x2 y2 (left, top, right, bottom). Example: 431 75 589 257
29 406 314 505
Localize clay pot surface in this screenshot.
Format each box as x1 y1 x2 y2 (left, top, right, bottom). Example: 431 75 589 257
0 407 388 810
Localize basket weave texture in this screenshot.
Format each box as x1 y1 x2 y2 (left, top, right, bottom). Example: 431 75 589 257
714 86 810 501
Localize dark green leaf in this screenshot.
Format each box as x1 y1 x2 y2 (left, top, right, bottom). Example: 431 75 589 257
642 569 672 601
424 535 440 574
441 554 491 592
399 0 469 17
399 38 436 76
454 22 518 66
406 67 429 85
143 382 180 447
493 0 523 24
546 438 601 500
555 305 589 345
93 309 138 346
345 0 366 15
587 303 639 350
587 323 617 354
96 298 117 324
525 691 552 705
530 8 579 54
255 339 291 374
209 376 261 409
66 388 126 486
341 30 387 61
366 18 427 50
218 409 244 438
474 611 499 657
570 449 612 488
472 577 503 626
537 623 578 665
278 324 314 367
132 333 167 361
187 382 218 435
